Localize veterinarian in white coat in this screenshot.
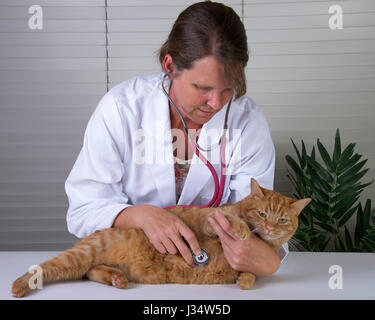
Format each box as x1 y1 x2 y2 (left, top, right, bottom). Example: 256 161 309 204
65 2 288 277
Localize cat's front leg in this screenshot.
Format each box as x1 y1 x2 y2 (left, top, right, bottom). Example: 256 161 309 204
236 272 256 290
203 210 251 240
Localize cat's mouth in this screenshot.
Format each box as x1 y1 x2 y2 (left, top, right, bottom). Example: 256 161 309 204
248 221 281 242
258 230 281 242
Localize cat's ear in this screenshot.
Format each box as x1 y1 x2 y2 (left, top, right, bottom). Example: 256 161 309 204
290 198 312 216
250 178 264 200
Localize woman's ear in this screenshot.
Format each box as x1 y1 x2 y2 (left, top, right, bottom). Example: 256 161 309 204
162 54 175 77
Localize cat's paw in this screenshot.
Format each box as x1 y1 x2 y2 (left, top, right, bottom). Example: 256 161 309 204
111 273 128 289
11 275 31 298
236 272 256 290
226 216 251 240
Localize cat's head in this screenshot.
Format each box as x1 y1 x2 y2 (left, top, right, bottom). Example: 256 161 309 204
239 179 311 247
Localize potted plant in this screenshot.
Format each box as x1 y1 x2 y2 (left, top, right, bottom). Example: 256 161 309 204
285 129 374 252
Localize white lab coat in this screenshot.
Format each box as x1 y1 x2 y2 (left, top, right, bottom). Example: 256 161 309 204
65 72 288 261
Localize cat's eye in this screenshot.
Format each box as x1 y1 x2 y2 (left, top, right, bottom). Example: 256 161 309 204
278 218 288 224
257 210 266 218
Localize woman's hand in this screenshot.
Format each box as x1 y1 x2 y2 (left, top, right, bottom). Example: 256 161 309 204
113 204 202 267
208 210 280 277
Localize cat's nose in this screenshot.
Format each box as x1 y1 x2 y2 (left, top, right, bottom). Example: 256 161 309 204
265 225 274 233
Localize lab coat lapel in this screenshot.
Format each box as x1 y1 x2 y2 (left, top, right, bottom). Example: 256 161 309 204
177 105 227 205
140 77 176 208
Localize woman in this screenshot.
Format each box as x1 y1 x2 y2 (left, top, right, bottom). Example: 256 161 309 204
65 1 285 277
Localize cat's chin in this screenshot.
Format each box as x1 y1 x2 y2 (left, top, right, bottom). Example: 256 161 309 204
257 232 281 244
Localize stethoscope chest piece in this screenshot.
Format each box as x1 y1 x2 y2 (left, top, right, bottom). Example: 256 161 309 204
192 249 209 267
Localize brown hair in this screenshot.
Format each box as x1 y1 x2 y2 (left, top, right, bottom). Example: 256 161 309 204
158 1 248 98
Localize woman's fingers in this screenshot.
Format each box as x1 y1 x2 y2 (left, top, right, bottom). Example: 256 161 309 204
161 236 178 255
178 223 202 256
171 236 195 267
213 210 242 240
169 226 199 267
152 240 167 255
141 208 201 267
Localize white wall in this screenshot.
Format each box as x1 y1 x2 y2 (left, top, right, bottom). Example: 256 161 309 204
0 0 374 250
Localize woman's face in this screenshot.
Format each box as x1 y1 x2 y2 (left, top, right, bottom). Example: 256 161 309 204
168 55 234 126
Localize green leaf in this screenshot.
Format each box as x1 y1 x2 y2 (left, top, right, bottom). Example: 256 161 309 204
301 140 308 169
361 238 375 252
291 138 303 169
331 187 357 205
309 167 331 195
317 139 335 171
299 210 309 227
337 143 356 169
337 168 369 186
338 205 358 227
309 199 329 216
286 172 300 197
344 226 353 251
337 235 346 252
332 196 360 217
357 180 374 191
316 222 338 234
306 156 333 183
333 128 341 166
285 155 305 180
337 153 362 174
363 234 375 248
304 205 329 223
338 159 367 183
335 180 364 195
310 146 316 161
363 199 372 231
333 203 357 220
313 175 331 194
355 204 364 246
310 181 329 203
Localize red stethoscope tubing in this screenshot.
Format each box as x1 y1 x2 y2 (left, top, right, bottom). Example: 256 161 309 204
164 135 226 210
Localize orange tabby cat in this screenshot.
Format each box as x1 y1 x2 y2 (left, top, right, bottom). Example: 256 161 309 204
11 178 310 297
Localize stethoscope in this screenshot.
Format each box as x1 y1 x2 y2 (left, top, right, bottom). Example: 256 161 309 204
161 73 233 267
161 73 233 211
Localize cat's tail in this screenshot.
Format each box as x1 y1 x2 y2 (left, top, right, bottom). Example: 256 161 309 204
11 228 113 298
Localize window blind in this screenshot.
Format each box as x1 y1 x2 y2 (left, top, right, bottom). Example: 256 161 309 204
0 0 107 250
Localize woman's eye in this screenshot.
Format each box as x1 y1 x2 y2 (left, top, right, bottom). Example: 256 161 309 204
278 218 288 224
257 210 266 218
193 84 209 91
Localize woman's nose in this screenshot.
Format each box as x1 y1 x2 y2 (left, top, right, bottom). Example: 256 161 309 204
206 91 223 111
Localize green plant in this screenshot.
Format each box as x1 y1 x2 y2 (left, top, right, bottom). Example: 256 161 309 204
285 129 375 252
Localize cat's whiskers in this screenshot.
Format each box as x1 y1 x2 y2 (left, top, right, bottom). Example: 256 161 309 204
287 237 304 252
250 227 260 236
